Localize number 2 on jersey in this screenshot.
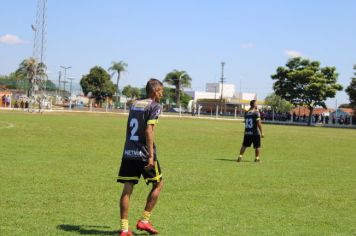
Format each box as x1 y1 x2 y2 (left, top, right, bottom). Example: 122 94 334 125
130 118 139 141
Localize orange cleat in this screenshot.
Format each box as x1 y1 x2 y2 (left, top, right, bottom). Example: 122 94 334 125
136 220 159 234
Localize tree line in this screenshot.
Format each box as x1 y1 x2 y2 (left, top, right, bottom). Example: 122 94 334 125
1 57 356 117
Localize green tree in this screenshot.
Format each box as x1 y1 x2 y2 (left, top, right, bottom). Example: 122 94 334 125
80 66 115 106
264 93 293 113
345 64 356 109
108 61 128 101
163 70 192 107
271 57 343 125
15 57 47 97
122 85 141 99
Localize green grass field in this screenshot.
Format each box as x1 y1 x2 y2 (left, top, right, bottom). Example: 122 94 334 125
1 110 355 236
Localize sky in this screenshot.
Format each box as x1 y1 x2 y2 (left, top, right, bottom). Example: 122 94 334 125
1 0 355 107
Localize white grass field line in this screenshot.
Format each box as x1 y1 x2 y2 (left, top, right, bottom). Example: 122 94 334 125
0 121 15 129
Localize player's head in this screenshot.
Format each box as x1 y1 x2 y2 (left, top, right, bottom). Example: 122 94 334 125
146 78 164 102
250 100 257 109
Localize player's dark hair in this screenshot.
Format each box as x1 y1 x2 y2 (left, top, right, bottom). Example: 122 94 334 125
250 100 256 107
146 78 163 97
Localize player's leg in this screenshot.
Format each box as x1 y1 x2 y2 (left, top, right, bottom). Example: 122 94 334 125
238 135 250 162
120 182 134 219
137 161 163 234
253 135 261 162
119 182 134 236
117 160 140 236
254 148 260 162
145 180 164 212
237 146 247 162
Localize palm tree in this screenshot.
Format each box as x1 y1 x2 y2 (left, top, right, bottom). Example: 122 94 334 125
108 61 128 103
163 70 192 107
16 57 47 97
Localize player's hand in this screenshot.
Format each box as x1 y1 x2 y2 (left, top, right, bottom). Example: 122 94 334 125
261 133 265 138
144 158 154 170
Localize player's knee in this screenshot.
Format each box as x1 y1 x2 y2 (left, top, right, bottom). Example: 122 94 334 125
153 180 163 191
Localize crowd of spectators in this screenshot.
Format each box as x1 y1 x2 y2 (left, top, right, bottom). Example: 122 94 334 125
259 109 354 125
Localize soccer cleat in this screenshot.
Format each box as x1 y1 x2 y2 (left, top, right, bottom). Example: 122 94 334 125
237 157 242 162
254 158 261 163
119 230 133 236
136 220 159 234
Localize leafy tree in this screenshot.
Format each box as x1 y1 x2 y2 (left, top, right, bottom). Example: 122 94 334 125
271 57 343 125
122 85 141 99
345 64 356 109
80 66 115 106
264 93 293 113
15 57 47 97
163 70 192 106
108 61 128 101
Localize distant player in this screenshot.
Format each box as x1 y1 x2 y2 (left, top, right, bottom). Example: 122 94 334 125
117 79 164 236
237 100 264 163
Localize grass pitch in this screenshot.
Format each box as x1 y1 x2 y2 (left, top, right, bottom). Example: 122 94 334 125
0 110 355 235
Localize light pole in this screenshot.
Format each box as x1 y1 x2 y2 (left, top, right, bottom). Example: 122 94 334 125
57 71 61 96
60 65 71 97
67 77 75 110
178 72 186 117
220 62 225 115
62 80 68 98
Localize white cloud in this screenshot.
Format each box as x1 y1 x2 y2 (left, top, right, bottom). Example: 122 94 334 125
240 43 255 49
0 34 25 45
285 50 302 58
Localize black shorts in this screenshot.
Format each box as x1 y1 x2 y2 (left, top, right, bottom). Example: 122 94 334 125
242 135 261 149
117 159 162 185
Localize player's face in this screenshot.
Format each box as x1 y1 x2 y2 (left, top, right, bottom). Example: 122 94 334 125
153 86 164 102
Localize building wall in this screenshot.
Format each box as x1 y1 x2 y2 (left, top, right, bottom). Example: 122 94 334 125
206 83 235 98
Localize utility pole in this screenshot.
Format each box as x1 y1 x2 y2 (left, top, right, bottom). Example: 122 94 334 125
220 62 226 114
57 71 61 96
67 77 75 111
60 65 71 98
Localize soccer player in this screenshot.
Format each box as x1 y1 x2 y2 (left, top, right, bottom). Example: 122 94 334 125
237 99 264 163
117 79 164 236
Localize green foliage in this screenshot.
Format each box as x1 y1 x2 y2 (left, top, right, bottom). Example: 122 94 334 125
122 85 141 99
271 57 343 124
1 111 356 235
161 87 175 104
160 87 192 107
264 93 293 113
44 80 57 91
15 57 47 96
163 70 192 106
345 65 356 109
80 66 115 104
108 61 128 97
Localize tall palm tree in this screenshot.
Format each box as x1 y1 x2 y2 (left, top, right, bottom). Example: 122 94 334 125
108 61 128 102
16 57 47 97
163 70 192 107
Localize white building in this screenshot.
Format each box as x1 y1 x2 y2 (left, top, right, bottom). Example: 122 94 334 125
186 83 237 101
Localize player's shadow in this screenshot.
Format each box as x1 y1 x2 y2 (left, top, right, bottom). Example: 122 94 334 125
214 158 250 162
57 224 148 235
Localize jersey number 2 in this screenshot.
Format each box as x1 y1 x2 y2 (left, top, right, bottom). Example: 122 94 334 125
130 118 139 141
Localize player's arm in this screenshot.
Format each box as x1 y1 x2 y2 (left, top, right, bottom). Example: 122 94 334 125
257 111 264 138
145 124 155 169
257 120 264 138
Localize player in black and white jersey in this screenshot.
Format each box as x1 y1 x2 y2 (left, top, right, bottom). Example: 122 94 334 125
237 100 264 163
117 79 163 236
